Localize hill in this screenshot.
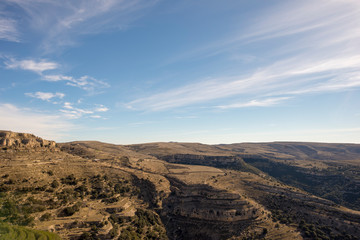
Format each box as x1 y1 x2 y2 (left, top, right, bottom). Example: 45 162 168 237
1 131 360 239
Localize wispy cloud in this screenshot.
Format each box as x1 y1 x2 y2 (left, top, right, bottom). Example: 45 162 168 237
128 0 360 111
175 116 198 119
2 0 158 51
0 18 19 42
0 103 73 140
173 0 360 62
94 105 109 112
241 0 360 45
25 91 65 102
43 74 109 92
5 58 58 74
217 97 291 109
128 121 158 126
60 102 109 119
126 54 360 111
3 57 110 92
213 127 360 144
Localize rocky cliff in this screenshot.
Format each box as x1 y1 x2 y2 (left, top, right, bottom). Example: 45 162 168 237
160 178 262 239
155 154 258 173
0 130 57 150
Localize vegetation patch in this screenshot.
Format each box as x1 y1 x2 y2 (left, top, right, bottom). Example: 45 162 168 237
0 221 61 240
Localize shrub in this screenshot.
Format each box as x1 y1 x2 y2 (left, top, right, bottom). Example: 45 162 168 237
75 185 88 193
61 174 78 185
21 204 46 214
4 179 14 185
51 180 60 188
35 186 47 191
58 203 81 217
102 197 119 203
40 213 52 221
0 199 17 217
79 232 98 240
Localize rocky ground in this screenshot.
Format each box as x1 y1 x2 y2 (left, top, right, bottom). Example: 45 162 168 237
1 130 360 240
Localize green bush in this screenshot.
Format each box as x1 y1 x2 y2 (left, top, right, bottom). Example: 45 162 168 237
61 174 78 185
58 203 81 217
0 221 61 240
51 180 60 188
40 213 52 221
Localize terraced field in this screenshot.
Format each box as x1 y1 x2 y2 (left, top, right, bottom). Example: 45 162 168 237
1 131 360 239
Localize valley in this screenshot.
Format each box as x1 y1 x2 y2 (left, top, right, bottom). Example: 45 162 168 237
1 131 360 239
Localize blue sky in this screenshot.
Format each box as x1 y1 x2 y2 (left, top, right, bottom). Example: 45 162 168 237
0 0 360 144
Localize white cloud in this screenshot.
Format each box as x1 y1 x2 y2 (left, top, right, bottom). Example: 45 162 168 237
43 74 109 92
0 18 19 42
43 74 72 81
127 0 360 111
94 105 109 112
3 58 109 92
210 127 360 144
60 102 109 119
5 58 58 74
63 102 73 109
217 97 291 109
241 0 360 44
184 0 360 60
25 91 65 101
0 103 73 141
175 116 198 119
127 52 360 111
2 0 158 51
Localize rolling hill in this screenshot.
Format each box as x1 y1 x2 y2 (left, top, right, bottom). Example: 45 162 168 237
1 130 360 240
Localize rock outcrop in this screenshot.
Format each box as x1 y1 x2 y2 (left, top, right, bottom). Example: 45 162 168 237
0 130 57 150
156 154 257 173
161 178 262 239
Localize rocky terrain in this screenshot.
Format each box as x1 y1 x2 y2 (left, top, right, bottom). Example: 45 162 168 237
0 131 56 150
0 130 360 240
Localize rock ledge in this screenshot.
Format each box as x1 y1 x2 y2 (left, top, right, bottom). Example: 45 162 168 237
0 130 57 150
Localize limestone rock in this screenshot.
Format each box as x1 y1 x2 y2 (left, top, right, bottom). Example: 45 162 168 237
0 130 57 151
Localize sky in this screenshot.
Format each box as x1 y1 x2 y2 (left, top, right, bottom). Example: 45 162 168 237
0 0 360 144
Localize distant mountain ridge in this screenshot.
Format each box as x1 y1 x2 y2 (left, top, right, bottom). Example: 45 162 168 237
216 142 360 161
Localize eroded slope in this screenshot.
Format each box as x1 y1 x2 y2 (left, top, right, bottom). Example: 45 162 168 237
2 132 360 240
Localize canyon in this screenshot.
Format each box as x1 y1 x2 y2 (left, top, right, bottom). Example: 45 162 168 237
0 130 360 239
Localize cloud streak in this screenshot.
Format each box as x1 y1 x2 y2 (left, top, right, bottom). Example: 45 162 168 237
127 0 360 111
217 97 291 109
3 57 110 92
5 58 59 74
25 91 65 102
0 103 73 140
127 53 360 111
243 0 360 45
60 102 109 119
2 0 158 51
176 0 360 62
43 74 109 92
0 18 19 42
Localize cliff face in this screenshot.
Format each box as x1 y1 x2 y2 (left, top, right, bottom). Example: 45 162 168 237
0 131 57 150
156 154 257 173
160 178 261 240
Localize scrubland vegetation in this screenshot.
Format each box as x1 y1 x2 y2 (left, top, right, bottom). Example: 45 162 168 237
0 132 360 240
